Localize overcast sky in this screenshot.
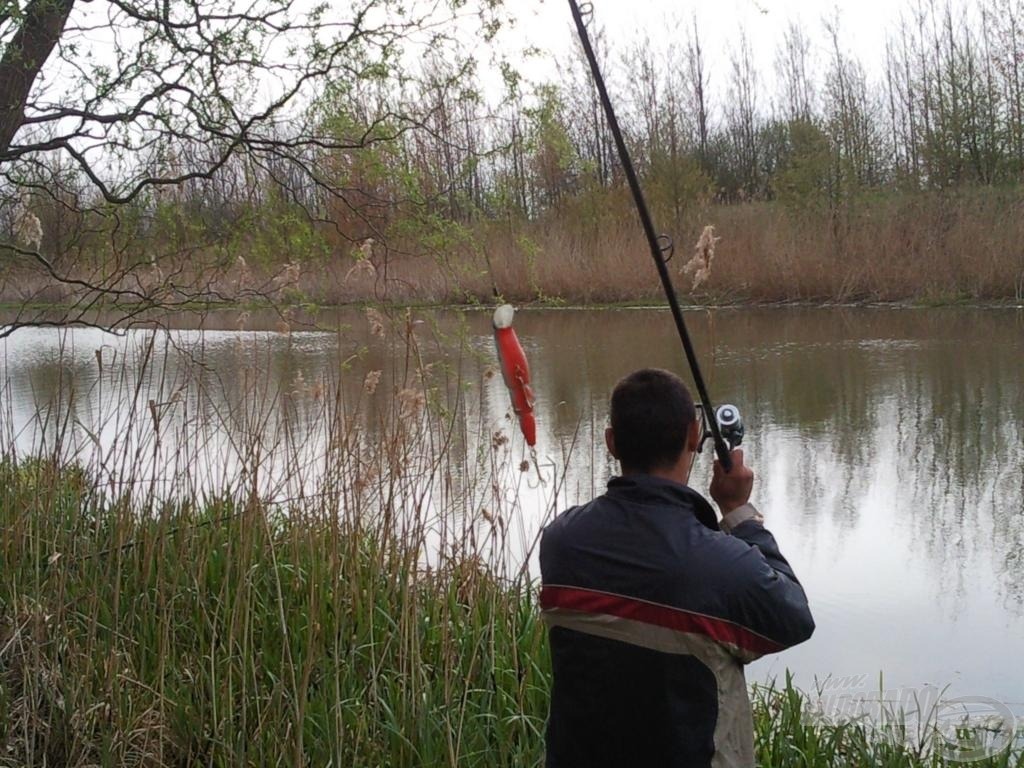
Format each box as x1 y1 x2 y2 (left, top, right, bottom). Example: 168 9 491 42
501 0 968 101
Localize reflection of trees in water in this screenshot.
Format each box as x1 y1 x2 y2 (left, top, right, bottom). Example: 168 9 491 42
895 340 1024 616
4 307 1023 607
517 306 1024 613
3 330 192 461
987 432 1024 612
998 468 1024 610
1 316 567 573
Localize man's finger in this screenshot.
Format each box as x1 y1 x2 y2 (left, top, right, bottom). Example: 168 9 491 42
717 449 744 474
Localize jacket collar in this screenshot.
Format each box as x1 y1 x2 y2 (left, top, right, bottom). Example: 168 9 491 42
606 474 720 531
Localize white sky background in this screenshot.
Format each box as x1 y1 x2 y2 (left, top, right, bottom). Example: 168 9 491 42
9 0 979 174
24 0 968 136
493 0 971 109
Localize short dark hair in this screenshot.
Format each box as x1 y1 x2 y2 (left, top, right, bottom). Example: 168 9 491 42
610 368 696 473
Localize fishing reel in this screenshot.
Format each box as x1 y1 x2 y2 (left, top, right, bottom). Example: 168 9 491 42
697 403 744 453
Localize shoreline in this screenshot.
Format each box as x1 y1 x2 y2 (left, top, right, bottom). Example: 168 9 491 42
2 296 1023 317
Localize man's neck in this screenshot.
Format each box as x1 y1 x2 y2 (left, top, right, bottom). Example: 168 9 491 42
623 455 694 488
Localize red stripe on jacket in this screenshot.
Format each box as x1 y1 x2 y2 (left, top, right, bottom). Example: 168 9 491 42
540 584 784 655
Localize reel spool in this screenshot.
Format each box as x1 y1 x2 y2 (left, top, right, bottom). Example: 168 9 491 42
698 403 744 453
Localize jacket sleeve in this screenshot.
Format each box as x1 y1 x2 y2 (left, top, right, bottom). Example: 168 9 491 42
713 514 815 663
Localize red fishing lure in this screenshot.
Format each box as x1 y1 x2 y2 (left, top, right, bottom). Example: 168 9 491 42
492 304 536 447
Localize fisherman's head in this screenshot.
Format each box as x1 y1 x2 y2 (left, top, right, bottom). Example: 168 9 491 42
606 368 701 480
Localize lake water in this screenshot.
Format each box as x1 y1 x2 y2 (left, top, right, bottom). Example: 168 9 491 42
2 306 1023 717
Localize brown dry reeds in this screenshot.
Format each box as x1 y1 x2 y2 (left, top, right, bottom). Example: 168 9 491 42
286 187 1024 306
5 188 1022 311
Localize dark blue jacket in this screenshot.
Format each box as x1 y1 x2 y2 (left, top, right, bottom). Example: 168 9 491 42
539 475 814 768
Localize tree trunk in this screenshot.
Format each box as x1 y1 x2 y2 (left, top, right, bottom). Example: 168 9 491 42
0 0 76 158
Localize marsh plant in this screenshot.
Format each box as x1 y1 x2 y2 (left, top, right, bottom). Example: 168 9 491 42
683 225 721 291
0 313 1021 767
0 312 557 766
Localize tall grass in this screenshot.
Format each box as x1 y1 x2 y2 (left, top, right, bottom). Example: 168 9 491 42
0 314 556 766
0 458 551 767
1 318 1021 766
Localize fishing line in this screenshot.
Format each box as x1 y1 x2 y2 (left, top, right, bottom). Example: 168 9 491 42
566 0 735 470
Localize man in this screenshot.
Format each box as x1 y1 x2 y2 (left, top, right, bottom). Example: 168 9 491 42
539 368 814 768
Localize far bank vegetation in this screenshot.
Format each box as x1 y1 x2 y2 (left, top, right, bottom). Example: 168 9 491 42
4 1 1024 306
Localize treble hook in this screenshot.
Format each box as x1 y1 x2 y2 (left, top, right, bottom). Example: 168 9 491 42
525 447 549 489
657 234 675 263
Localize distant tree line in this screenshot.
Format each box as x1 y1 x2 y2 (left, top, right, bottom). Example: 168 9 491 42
4 0 1024 305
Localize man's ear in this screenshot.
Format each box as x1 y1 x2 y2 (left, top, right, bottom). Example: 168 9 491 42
686 417 701 452
605 426 618 459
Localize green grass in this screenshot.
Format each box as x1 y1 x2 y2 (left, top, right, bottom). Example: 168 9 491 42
1 459 1020 767
0 459 549 766
752 679 1024 767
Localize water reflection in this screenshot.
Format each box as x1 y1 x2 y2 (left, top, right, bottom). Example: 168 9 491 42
2 306 1022 709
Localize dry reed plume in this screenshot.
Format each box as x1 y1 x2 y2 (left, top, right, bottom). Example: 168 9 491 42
682 225 721 290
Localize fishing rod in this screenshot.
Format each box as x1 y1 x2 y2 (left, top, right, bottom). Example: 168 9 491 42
566 0 739 471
